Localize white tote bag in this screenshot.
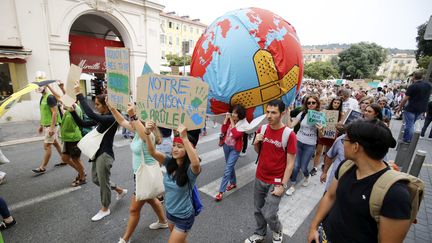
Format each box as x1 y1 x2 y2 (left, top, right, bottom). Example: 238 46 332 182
77 122 115 160
135 149 165 201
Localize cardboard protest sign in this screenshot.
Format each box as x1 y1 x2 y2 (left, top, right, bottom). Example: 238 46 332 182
343 109 363 124
136 73 209 130
322 110 339 139
307 110 327 126
62 64 82 107
105 47 130 112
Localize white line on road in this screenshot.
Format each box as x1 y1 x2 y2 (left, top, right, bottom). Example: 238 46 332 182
0 136 44 147
10 186 82 211
279 174 324 237
199 162 256 198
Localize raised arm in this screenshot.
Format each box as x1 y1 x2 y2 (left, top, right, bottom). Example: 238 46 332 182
106 97 133 131
178 124 200 175
70 104 97 128
127 103 166 164
74 81 111 123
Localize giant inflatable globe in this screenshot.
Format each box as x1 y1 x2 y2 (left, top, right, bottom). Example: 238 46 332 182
190 7 304 121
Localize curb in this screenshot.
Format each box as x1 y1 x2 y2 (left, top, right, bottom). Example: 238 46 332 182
0 136 44 147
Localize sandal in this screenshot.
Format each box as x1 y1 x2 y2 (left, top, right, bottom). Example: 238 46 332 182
54 162 67 167
71 178 86 187
32 168 46 174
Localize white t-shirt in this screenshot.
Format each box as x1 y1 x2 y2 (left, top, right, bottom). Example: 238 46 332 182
342 98 359 113
295 112 317 145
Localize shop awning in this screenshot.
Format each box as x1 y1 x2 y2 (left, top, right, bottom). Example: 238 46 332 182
0 47 32 63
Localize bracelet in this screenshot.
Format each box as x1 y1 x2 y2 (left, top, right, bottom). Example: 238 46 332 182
130 114 138 121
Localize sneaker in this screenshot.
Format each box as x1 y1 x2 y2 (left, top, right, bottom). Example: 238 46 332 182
272 230 283 243
302 175 311 187
116 189 128 200
0 218 16 230
244 233 265 243
0 171 6 185
149 220 169 230
91 209 110 221
285 186 295 196
215 192 223 201
310 167 318 176
239 152 247 157
117 238 130 243
226 184 237 191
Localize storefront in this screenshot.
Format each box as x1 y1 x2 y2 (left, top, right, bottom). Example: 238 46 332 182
1 0 164 122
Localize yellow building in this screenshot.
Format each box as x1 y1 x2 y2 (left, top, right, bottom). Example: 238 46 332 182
302 48 343 64
160 12 207 59
376 53 418 81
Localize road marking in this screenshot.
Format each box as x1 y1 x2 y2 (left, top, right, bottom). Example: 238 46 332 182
199 162 256 198
279 174 324 237
0 136 44 147
198 133 220 145
10 186 82 211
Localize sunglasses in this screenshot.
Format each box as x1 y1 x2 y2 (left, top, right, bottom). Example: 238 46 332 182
307 101 317 105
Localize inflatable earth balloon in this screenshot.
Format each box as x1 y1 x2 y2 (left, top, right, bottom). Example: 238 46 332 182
191 7 303 121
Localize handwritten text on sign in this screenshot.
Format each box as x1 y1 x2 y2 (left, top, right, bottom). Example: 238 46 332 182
307 110 327 127
136 74 209 130
105 47 130 112
322 110 339 139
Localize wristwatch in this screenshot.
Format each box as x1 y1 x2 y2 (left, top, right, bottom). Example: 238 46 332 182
130 114 138 121
282 184 288 189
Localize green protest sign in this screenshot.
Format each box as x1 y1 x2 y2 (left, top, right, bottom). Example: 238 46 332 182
307 110 327 126
136 74 209 130
105 47 130 112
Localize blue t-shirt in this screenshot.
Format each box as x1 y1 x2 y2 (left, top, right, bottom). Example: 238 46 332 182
325 134 345 191
130 132 157 173
163 156 199 218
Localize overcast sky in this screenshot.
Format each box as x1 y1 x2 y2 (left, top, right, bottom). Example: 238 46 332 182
160 0 431 50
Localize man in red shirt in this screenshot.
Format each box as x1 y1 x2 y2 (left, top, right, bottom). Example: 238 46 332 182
245 100 297 243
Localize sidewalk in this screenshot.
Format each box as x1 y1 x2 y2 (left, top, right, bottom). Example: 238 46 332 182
0 120 43 146
388 119 432 243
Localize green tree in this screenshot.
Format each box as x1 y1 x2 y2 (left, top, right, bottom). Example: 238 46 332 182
304 61 339 80
415 22 432 61
418 55 432 69
338 42 387 79
166 54 191 66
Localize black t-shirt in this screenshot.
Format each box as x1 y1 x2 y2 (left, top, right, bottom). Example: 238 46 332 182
427 101 432 116
405 80 432 113
159 127 172 138
323 161 411 243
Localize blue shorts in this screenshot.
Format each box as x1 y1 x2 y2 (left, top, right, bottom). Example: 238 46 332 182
166 211 195 233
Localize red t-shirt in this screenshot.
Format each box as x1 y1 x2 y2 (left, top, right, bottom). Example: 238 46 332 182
256 125 297 185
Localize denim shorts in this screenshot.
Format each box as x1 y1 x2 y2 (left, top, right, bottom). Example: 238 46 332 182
166 211 195 233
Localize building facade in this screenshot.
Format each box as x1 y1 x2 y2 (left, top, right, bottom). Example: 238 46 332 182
376 53 418 81
302 48 343 64
159 12 207 59
0 0 164 122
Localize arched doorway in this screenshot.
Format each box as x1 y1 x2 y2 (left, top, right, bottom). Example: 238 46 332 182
69 14 126 99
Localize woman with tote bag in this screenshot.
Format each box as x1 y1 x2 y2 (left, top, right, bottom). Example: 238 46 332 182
128 103 201 243
73 83 127 222
106 100 168 243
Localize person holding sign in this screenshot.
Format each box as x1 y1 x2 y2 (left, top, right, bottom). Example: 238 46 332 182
215 105 246 202
73 83 128 222
286 95 324 196
106 101 168 243
311 97 344 176
129 104 201 243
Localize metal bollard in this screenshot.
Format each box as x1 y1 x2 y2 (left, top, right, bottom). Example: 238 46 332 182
404 131 421 172
395 142 411 170
397 122 405 141
408 150 427 177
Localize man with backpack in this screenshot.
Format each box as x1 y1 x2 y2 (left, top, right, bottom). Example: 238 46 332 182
308 119 423 243
244 100 297 243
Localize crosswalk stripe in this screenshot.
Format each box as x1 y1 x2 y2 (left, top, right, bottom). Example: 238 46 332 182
199 162 256 198
279 174 324 237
